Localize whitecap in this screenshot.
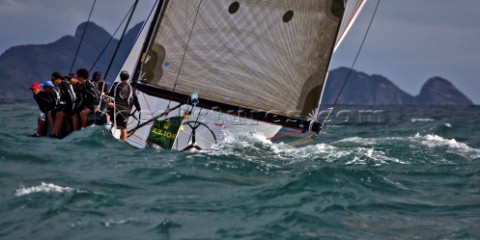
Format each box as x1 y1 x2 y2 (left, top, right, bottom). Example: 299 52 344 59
345 147 409 165
103 218 127 227
207 131 344 168
410 118 434 123
417 134 471 150
15 182 74 196
337 137 376 145
412 133 480 159
209 131 411 167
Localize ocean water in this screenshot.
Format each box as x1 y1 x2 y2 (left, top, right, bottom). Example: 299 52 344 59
1 103 479 239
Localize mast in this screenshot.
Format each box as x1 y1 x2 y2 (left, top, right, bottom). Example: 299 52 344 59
132 0 169 82
104 0 140 82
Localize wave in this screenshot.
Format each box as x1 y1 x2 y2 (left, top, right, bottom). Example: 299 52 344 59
203 131 480 169
49 125 130 153
209 131 336 160
413 133 480 159
205 132 410 168
414 133 470 150
15 182 74 196
410 118 435 123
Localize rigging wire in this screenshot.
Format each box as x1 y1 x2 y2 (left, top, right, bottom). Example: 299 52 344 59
69 0 97 73
289 0 381 147
126 0 162 129
332 0 381 107
135 0 162 81
166 0 204 109
104 0 140 83
89 3 136 74
104 0 172 138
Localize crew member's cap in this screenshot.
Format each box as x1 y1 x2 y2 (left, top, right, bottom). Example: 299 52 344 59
119 70 129 80
66 73 77 79
93 71 102 80
30 82 41 90
51 72 64 80
41 81 54 88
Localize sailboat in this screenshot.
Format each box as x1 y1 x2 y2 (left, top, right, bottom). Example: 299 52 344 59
108 0 366 151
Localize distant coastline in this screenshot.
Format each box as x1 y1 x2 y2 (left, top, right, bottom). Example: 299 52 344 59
321 67 474 106
0 22 475 106
0 21 142 103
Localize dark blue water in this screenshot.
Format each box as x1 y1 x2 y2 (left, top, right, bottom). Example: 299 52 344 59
1 103 479 239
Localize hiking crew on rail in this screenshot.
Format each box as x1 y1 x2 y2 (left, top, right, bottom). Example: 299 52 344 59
51 72 76 138
75 68 101 128
49 69 102 138
31 69 135 139
30 81 59 137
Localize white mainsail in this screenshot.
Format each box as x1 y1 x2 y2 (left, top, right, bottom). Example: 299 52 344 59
111 0 367 150
143 0 343 117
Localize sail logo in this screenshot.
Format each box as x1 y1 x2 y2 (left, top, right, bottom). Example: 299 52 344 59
151 127 176 139
163 121 171 130
147 117 183 149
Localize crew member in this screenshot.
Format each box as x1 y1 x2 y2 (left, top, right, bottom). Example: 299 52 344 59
30 81 58 136
108 70 141 141
51 72 76 138
76 68 101 128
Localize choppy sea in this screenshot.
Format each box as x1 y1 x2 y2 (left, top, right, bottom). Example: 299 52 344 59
1 103 479 239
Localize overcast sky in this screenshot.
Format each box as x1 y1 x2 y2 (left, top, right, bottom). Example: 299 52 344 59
332 0 480 104
0 0 155 54
0 0 478 104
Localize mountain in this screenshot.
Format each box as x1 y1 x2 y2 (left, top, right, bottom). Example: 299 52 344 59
413 77 473 105
0 21 142 102
322 67 473 106
0 28 473 106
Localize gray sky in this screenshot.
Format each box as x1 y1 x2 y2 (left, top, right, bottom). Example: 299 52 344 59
0 0 155 54
0 0 478 104
332 0 480 104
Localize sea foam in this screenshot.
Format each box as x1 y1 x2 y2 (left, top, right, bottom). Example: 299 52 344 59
414 133 480 159
415 133 471 150
410 118 435 122
15 182 74 196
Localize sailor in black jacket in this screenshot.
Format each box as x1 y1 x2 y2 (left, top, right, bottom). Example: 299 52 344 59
30 81 59 136
51 72 76 138
76 68 101 128
108 70 141 141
